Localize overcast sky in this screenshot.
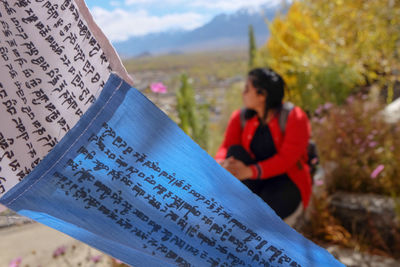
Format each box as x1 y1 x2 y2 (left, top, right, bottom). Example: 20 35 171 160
84 0 284 43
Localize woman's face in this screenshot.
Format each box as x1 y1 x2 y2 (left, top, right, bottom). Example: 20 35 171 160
243 77 266 110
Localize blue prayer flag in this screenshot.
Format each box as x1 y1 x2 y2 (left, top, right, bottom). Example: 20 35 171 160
1 74 343 267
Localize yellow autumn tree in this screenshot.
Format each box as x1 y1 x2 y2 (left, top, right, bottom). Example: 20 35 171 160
257 0 400 110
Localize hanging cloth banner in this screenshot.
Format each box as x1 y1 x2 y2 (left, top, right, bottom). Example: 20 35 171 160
1 73 343 267
0 0 132 196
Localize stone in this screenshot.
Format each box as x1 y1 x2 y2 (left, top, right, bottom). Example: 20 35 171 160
329 192 400 256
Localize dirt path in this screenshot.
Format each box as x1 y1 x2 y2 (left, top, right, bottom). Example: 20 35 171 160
0 222 112 266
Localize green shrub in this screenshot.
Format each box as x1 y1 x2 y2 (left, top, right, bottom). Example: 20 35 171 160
248 24 257 69
176 74 209 151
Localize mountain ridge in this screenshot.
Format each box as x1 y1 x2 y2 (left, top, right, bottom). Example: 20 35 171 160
113 5 284 58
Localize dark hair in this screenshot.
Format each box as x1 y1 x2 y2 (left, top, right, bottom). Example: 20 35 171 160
245 68 285 120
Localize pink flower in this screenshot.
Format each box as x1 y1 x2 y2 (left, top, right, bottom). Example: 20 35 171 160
53 246 66 258
346 96 354 104
315 106 323 115
0 204 7 213
91 255 102 263
371 164 384 179
368 141 377 148
9 257 22 267
315 179 324 186
323 102 333 110
150 82 167 94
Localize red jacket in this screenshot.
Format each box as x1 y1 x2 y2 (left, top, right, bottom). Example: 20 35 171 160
215 107 312 207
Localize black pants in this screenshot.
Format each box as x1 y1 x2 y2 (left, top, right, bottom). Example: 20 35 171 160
227 145 301 219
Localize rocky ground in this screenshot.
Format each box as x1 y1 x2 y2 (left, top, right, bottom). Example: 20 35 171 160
326 245 400 267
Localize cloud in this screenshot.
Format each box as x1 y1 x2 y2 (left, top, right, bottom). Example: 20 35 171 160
124 0 283 9
110 1 121 7
90 7 207 42
124 0 182 5
189 0 283 10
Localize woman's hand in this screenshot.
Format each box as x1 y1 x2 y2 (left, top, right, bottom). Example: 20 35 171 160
222 156 253 181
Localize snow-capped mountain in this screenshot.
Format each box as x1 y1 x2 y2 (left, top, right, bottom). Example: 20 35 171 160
113 4 286 58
